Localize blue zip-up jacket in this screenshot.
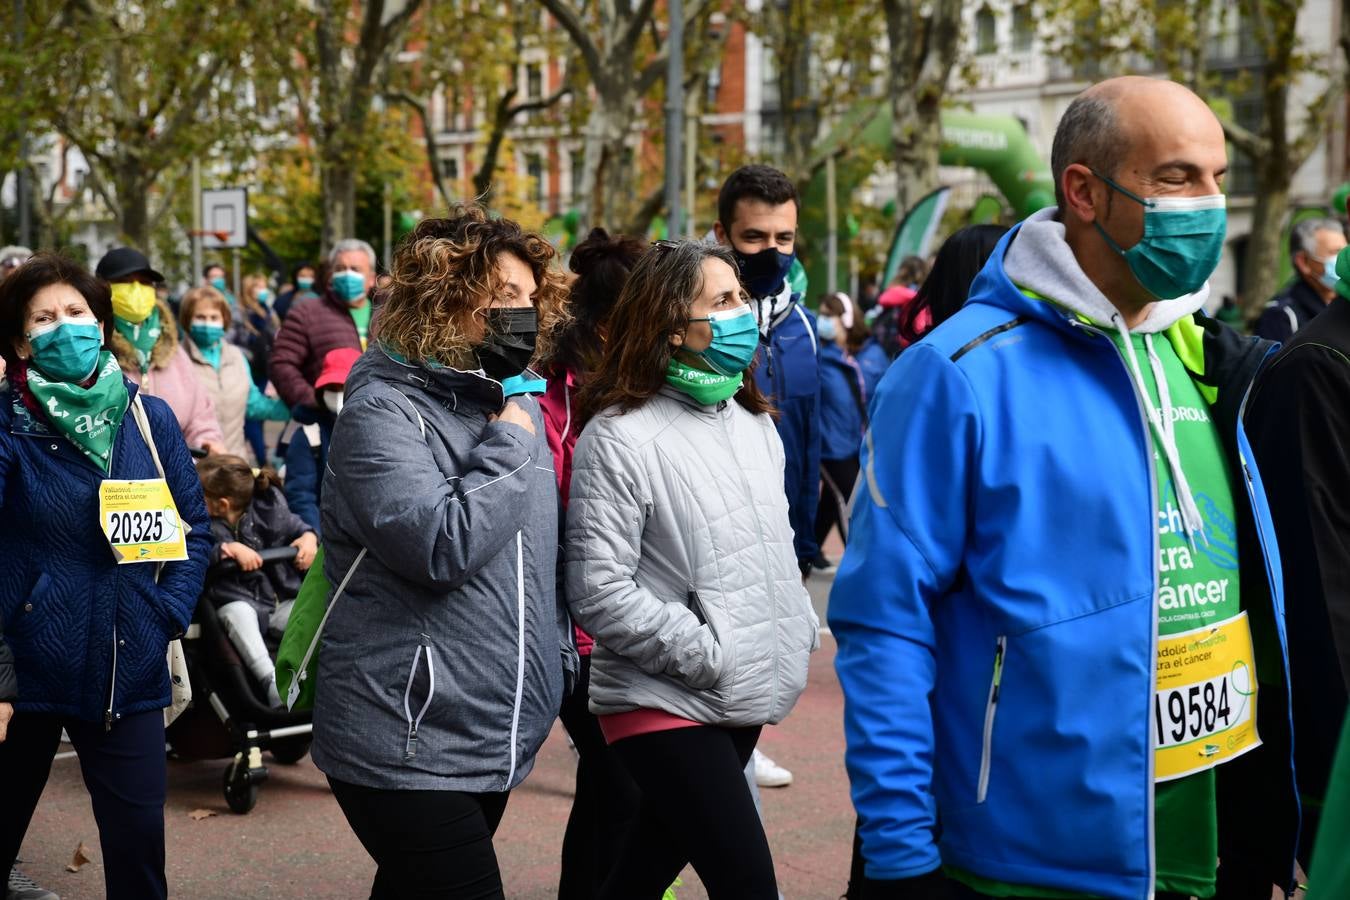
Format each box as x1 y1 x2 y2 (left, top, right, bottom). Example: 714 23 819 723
818 341 865 461
752 297 822 565
855 338 890 401
0 380 210 725
284 418 333 535
830 225 1299 898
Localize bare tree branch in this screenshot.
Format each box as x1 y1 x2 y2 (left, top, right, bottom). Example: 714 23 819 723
386 90 454 208
1221 117 1269 159
536 0 603 79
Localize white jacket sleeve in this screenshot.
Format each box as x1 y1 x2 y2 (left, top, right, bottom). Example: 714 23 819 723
565 429 722 689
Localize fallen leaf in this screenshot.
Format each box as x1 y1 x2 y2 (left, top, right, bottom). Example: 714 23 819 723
188 808 217 821
65 841 92 873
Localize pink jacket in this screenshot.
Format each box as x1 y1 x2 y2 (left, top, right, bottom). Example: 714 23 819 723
111 303 225 450
540 368 592 655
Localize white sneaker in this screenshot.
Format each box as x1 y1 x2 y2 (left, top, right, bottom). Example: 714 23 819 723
752 748 793 787
8 866 59 900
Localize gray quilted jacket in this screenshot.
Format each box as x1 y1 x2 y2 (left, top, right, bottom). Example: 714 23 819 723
311 348 575 792
565 386 817 727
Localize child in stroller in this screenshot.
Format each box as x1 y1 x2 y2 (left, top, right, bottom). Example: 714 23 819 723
197 455 318 706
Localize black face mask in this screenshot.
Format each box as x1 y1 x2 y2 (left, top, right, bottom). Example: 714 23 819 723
732 245 796 298
477 307 538 382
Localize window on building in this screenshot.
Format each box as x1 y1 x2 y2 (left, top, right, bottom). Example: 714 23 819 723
570 152 585 204
976 6 997 55
1228 91 1262 196
761 46 780 111
525 153 545 205
1011 5 1034 53
526 63 544 101
441 155 459 183
706 62 722 108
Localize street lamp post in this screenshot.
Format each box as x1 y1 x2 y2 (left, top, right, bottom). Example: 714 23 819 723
664 0 684 239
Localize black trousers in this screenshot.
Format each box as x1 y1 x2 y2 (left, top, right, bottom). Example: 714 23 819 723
329 777 510 900
557 656 641 899
600 724 776 900
0 709 168 900
815 455 861 550
845 817 1268 900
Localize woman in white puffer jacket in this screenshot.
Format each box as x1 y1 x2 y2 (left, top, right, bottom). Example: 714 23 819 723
565 239 817 900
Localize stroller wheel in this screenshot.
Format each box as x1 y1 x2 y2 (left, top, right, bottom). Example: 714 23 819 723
223 758 259 814
269 737 311 765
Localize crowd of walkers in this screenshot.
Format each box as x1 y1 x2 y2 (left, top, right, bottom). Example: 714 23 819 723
3 72 1350 900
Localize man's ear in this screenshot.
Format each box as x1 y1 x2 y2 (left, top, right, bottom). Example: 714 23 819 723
1062 163 1100 224
713 221 729 245
670 330 685 348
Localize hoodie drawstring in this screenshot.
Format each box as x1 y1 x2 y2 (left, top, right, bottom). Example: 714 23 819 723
1110 314 1208 547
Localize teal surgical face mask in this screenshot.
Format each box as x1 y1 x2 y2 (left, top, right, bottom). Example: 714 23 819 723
27 316 104 383
331 270 367 303
1313 254 1341 290
1091 170 1227 300
689 304 759 376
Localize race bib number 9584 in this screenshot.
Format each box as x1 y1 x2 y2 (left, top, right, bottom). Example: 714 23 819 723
1153 612 1260 782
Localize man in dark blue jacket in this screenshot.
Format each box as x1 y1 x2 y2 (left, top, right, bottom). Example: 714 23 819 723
716 166 821 792
715 165 822 576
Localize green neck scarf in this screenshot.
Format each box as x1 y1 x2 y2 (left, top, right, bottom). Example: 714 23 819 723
665 357 743 406
113 307 162 374
27 351 130 472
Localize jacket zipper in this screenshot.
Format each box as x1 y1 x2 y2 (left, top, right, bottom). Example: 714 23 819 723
714 406 779 712
1074 320 1159 888
105 622 119 731
977 636 1006 803
402 636 436 761
505 531 527 786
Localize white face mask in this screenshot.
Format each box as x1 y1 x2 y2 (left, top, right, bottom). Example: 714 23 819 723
323 391 344 415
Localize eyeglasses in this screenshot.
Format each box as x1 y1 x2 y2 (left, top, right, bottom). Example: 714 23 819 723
651 240 681 252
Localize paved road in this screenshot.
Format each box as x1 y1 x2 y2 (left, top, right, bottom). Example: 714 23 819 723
15 570 851 900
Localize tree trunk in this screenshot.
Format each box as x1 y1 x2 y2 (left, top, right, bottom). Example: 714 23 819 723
1240 167 1290 316
115 166 152 250
578 86 635 232
321 160 358 254
882 0 963 219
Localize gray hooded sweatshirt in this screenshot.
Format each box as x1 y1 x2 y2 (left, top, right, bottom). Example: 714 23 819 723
311 348 575 793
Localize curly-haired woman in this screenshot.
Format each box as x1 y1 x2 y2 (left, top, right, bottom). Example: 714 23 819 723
311 205 577 899
565 240 817 899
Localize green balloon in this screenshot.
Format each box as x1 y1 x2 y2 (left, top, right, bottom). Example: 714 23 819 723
1333 183 1350 218
562 210 580 235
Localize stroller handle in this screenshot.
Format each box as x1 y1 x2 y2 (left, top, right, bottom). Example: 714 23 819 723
211 546 301 574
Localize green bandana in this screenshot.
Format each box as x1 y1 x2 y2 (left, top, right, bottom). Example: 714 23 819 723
665 357 743 406
27 351 130 472
113 307 162 374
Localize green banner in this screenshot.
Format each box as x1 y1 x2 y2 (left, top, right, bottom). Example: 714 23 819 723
883 187 951 287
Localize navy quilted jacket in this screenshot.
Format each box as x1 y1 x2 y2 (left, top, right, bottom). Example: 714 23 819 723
0 381 211 724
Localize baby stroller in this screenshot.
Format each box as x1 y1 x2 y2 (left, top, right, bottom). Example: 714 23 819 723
165 547 313 814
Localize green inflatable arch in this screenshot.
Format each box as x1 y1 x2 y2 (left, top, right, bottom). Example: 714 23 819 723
800 107 1054 296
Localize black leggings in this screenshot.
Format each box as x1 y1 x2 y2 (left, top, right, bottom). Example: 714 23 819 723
328 777 510 900
600 725 776 900
0 709 168 900
815 455 861 550
557 656 641 898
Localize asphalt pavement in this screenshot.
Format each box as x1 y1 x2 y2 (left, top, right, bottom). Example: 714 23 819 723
14 566 851 900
